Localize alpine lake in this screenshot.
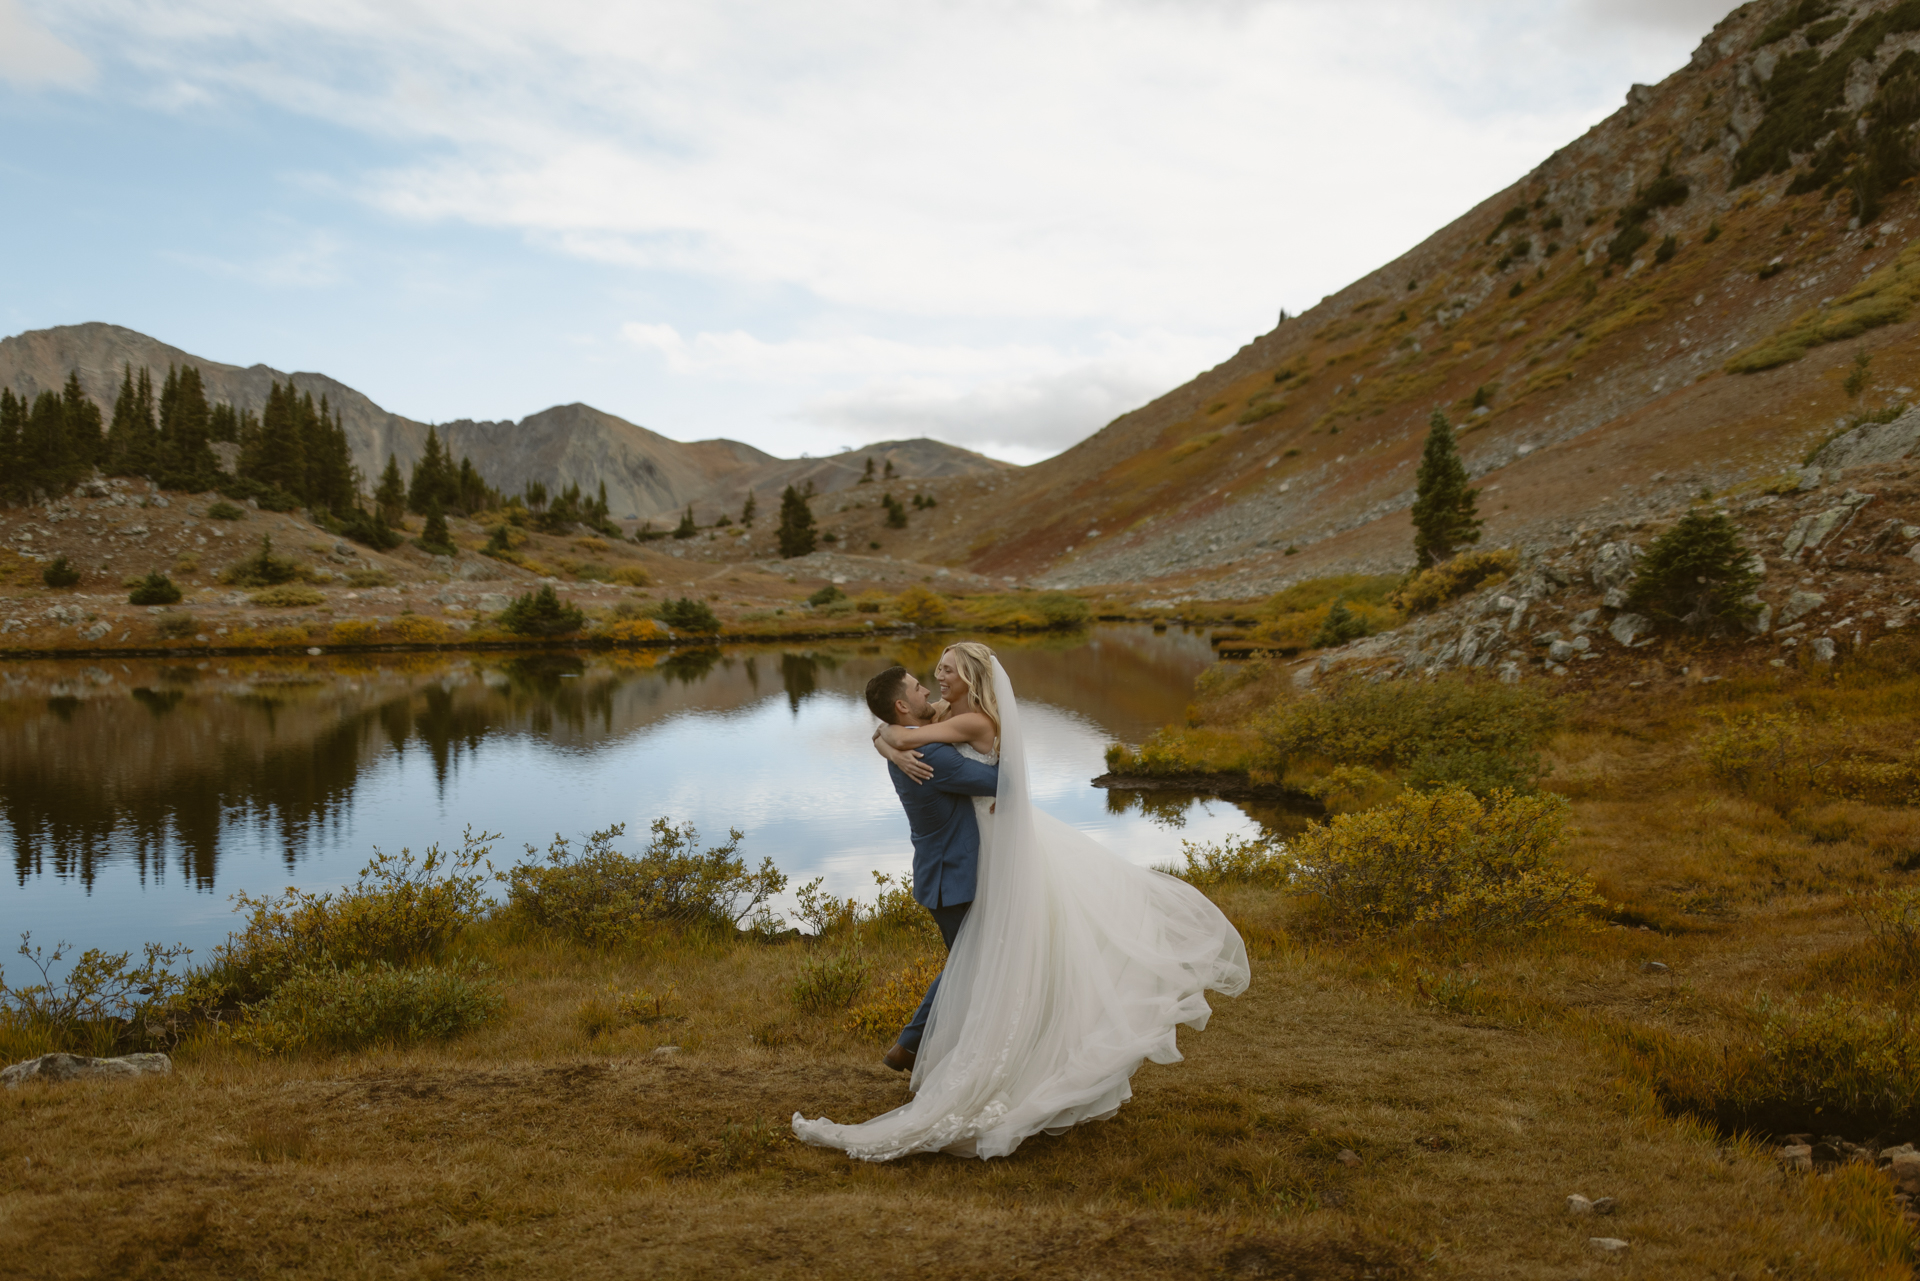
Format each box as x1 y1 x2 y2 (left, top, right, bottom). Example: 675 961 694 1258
0 625 1281 965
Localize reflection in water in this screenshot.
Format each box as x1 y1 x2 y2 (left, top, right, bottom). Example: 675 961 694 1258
0 626 1270 958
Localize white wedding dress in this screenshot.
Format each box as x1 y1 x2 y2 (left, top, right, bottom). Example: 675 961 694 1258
791 657 1250 1161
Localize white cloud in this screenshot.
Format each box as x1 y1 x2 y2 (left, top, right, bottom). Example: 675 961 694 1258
41 0 1723 460
0 0 93 88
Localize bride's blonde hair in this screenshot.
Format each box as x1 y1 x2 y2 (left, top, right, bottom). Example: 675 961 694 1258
942 642 999 738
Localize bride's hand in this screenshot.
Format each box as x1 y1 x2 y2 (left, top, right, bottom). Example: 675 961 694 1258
873 731 932 782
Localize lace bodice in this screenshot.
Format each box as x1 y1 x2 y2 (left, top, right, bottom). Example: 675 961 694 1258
956 742 999 766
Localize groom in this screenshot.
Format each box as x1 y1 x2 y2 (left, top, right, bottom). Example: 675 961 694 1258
863 664 998 1073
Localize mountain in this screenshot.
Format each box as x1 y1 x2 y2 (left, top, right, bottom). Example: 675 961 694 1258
0 322 1007 520
898 0 1920 595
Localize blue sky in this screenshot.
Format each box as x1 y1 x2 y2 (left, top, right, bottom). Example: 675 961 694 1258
1 0 1730 463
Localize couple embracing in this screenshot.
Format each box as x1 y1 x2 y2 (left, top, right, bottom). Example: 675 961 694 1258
791 642 1250 1163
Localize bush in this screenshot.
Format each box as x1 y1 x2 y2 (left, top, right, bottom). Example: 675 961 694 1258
222 535 306 587
807 583 846 607
215 833 496 1003
1406 745 1548 798
499 585 586 636
155 612 199 639
1257 600 1395 651
578 983 681 1039
232 959 504 1054
1263 675 1560 774
218 477 300 512
387 616 452 644
1390 548 1517 614
42 556 80 588
1169 835 1292 889
893 584 948 626
503 819 785 943
207 501 246 521
1624 509 1761 632
1309 599 1368 648
787 944 870 1016
128 572 182 606
250 584 326 608
654 596 720 633
1289 787 1598 936
346 568 395 588
842 955 940 1040
0 935 191 1057
329 618 381 645
340 506 403 551
610 564 652 587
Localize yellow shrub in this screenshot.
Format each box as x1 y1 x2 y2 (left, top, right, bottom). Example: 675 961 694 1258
1104 726 1266 777
1254 600 1397 650
262 626 311 648
573 537 610 553
893 585 948 626
599 617 664 643
329 619 382 646
1290 786 1599 936
610 565 652 587
843 955 942 1042
388 616 452 644
1390 548 1517 615
250 585 326 608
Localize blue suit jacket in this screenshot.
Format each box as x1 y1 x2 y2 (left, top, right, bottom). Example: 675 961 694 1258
888 742 999 911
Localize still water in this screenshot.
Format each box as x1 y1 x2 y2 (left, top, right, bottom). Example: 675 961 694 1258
0 626 1267 961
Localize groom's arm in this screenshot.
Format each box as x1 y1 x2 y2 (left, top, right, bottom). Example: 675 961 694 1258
919 743 998 796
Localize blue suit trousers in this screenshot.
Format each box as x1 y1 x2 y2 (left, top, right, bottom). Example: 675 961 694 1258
897 901 971 1053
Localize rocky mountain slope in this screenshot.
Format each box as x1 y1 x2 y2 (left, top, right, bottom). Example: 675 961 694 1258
0 323 1006 523
900 0 1920 599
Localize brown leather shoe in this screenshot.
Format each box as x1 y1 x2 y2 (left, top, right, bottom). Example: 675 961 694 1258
882 1042 916 1072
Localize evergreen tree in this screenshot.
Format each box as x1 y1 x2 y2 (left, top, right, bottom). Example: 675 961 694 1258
860 457 875 484
882 492 908 528
417 500 455 556
374 454 407 520
776 484 816 558
883 459 895 480
208 402 240 444
1311 598 1368 649
244 380 308 499
301 395 355 515
156 364 216 489
0 389 24 504
61 372 102 470
741 491 756 527
24 390 72 497
1411 411 1482 567
673 505 698 539
105 366 160 478
1625 509 1763 632
407 427 452 514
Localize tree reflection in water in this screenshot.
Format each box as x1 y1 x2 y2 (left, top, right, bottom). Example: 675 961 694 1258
0 627 1233 899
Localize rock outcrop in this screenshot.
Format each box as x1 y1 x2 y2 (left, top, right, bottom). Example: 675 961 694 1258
1 1052 172 1088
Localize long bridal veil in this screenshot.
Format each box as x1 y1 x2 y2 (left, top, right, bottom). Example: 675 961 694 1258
792 656 1250 1161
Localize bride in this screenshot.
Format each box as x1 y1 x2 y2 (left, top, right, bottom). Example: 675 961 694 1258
791 641 1250 1162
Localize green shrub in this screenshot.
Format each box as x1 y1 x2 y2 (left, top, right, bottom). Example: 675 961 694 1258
499 585 586 636
1289 787 1598 936
128 572 182 606
221 535 306 587
0 935 191 1058
807 583 846 607
347 568 395 588
1624 509 1761 632
654 596 721 633
250 584 326 608
1168 835 1292 889
1263 675 1560 774
1309 599 1368 649
215 833 495 1003
787 944 869 1015
1390 547 1517 614
1654 234 1678 264
340 506 402 551
207 501 246 521
155 612 199 640
504 819 785 943
232 959 503 1054
42 556 80 588
1406 745 1547 798
1030 591 1091 628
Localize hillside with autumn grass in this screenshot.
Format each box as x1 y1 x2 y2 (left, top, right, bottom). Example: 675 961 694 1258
882 0 1920 603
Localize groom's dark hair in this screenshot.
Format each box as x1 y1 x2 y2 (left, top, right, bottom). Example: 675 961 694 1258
865 666 911 724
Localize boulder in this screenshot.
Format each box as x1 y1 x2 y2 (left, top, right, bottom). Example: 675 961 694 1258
1590 542 1639 594
1810 637 1837 663
1609 613 1651 646
1780 590 1826 624
1809 407 1920 471
1784 492 1874 558
2 1052 172 1089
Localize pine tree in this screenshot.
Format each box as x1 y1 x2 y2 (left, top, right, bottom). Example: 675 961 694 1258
24 390 72 497
882 493 908 528
407 427 452 515
776 484 816 558
1625 509 1763 632
1311 598 1369 648
741 491 757 527
0 389 24 504
860 457 875 485
208 402 240 445
1411 411 1482 567
417 500 455 556
156 364 216 489
105 365 159 478
244 380 308 500
375 454 407 520
62 372 102 471
673 505 697 539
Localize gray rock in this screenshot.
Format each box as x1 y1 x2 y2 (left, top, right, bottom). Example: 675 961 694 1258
1784 492 1874 558
1589 1238 1630 1254
1811 636 1837 663
1591 542 1639 593
1779 1144 1813 1171
1609 613 1651 646
476 593 510 612
79 621 110 642
1567 1193 1595 1213
1743 601 1773 636
2 1052 172 1088
1548 639 1575 662
1335 1148 1363 1167
1641 961 1670 974
1780 590 1826 624
651 1045 682 1058
1591 1197 1617 1215
1571 635 1591 652
1603 586 1629 609
457 559 505 582
1570 609 1602 634
1809 406 1920 470
1496 661 1521 685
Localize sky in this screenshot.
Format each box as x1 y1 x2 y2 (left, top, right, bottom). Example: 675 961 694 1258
0 0 1733 464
